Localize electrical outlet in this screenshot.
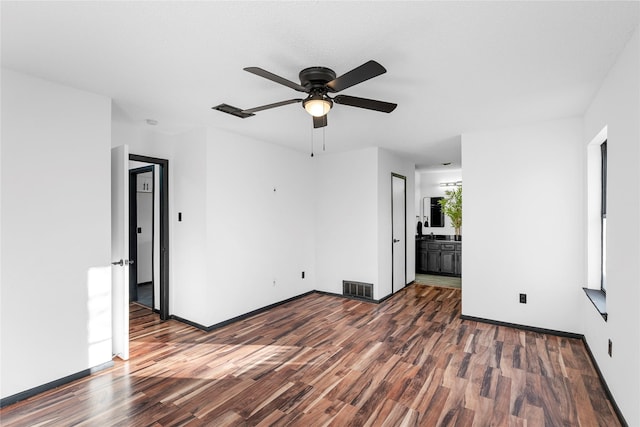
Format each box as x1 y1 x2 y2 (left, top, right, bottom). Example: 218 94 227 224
608 339 612 357
519 293 527 304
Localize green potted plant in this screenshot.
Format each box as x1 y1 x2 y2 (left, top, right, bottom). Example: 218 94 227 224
439 186 462 239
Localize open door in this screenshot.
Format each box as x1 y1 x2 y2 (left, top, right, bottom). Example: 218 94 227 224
392 173 407 292
111 145 130 360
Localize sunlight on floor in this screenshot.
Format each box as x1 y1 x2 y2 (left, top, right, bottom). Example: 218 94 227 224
86 266 112 367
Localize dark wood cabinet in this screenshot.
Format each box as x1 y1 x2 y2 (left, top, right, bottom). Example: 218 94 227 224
425 242 440 273
416 240 429 272
440 251 456 274
419 249 429 272
426 251 440 273
417 238 461 277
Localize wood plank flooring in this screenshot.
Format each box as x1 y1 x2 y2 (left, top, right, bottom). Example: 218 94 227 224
1 285 621 426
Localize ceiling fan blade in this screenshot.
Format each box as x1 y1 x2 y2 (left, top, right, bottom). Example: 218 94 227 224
333 95 397 113
326 60 387 93
313 115 327 128
242 98 303 114
244 67 308 92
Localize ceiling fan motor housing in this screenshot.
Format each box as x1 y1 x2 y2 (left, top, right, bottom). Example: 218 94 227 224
299 67 336 92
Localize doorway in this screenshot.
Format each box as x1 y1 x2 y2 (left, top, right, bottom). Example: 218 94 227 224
129 154 170 321
129 166 155 309
392 173 407 292
111 148 170 361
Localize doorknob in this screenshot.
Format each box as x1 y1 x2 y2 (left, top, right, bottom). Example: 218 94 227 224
393 239 400 243
112 259 135 266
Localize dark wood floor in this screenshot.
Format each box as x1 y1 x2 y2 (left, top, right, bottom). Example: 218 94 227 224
1 285 620 426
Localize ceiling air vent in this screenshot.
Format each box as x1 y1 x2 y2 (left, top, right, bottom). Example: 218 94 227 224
212 103 255 119
343 280 373 301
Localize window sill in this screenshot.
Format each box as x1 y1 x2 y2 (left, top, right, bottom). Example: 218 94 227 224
583 287 607 321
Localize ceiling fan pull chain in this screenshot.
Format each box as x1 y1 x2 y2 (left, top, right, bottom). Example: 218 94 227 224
310 124 314 157
323 127 326 152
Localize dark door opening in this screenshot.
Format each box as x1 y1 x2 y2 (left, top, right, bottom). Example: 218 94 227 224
129 166 155 309
129 154 170 321
392 173 407 293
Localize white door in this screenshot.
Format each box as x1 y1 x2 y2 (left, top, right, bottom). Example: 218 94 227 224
111 145 130 360
392 174 406 292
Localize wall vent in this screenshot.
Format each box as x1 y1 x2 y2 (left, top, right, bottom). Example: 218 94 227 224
343 280 374 300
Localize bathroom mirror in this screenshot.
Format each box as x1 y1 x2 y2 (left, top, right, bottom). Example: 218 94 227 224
423 196 445 227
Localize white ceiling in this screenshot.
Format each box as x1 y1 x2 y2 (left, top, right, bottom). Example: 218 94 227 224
2 1 638 170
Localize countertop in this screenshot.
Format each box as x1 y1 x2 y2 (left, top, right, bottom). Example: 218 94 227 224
415 235 461 241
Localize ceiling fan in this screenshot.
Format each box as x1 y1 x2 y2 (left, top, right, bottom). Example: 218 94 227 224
212 60 397 128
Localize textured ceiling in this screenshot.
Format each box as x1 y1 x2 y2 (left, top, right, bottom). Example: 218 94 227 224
2 1 638 170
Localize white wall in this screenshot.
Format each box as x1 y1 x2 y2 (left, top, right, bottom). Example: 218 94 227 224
314 147 415 300
461 118 584 333
205 130 316 325
377 148 416 296
116 122 317 327
116 123 210 323
118 125 417 320
416 169 462 235
582 27 639 427
1 69 112 399
315 148 379 297
170 129 209 324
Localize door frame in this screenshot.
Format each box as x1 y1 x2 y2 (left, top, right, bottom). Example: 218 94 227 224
129 154 170 320
129 165 155 306
391 173 407 293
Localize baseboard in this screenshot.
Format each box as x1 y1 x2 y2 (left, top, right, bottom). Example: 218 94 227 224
172 284 421 333
170 314 211 331
172 290 317 332
172 286 415 332
315 289 385 304
0 360 113 408
581 337 628 427
459 314 583 339
460 314 627 426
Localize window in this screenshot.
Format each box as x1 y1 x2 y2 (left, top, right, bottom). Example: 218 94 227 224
583 131 607 321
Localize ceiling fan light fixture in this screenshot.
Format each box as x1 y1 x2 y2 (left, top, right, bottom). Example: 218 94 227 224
303 95 332 117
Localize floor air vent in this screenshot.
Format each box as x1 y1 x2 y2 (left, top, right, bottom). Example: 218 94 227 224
343 280 374 300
